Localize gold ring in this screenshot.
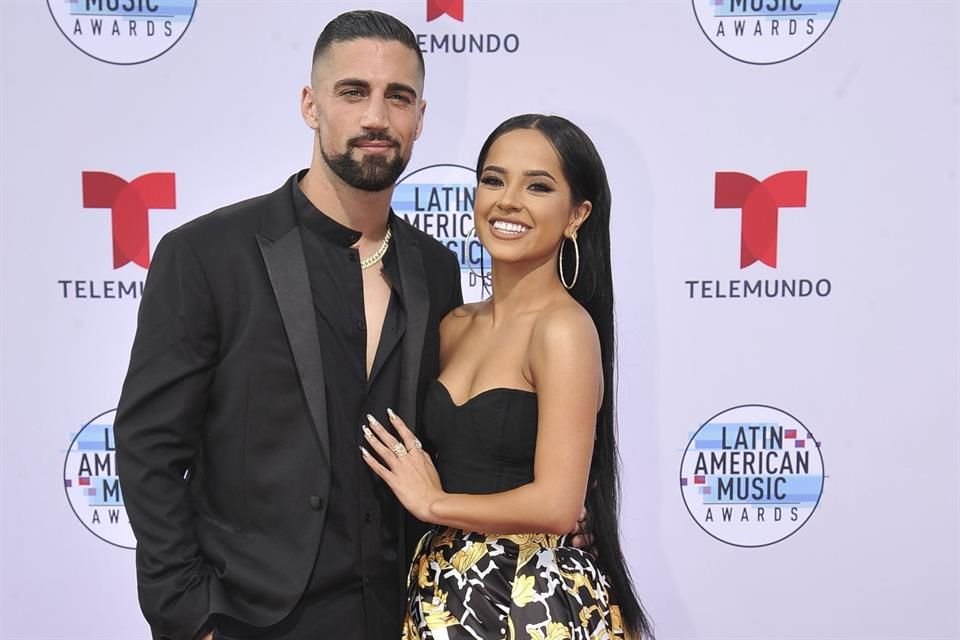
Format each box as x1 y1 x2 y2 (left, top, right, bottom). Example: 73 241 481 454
412 438 423 451
392 443 408 458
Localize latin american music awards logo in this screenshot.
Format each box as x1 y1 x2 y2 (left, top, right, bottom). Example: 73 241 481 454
680 404 825 547
63 409 136 549
47 0 197 65
685 169 833 299
392 164 491 301
59 171 176 300
692 0 841 64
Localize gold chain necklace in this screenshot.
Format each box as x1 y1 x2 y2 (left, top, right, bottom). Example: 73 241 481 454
360 226 392 270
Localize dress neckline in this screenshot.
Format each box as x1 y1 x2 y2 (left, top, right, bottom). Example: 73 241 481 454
432 378 537 409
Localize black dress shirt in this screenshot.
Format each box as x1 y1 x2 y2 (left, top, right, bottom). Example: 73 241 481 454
215 177 407 640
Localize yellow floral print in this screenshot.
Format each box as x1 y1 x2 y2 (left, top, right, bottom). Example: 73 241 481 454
609 605 623 633
579 605 600 628
529 621 573 640
422 589 457 628
511 574 537 607
403 528 626 639
449 541 487 574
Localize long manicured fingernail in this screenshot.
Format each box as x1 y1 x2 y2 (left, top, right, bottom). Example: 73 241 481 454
361 425 373 439
360 446 370 458
387 408 397 420
366 413 381 427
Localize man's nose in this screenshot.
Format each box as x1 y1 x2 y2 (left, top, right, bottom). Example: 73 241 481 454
361 98 389 130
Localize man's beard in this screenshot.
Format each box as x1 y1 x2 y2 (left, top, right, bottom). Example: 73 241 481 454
321 133 409 192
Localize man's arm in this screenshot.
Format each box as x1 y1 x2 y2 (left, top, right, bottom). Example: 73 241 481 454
115 229 219 640
445 249 464 312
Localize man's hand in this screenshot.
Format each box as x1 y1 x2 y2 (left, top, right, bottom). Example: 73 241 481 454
570 506 595 552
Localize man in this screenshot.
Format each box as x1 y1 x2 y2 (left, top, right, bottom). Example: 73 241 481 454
115 10 461 640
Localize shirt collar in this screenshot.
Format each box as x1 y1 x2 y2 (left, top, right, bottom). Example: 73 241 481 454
292 169 403 294
292 170 362 248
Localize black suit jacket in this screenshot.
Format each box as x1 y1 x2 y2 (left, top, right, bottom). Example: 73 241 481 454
115 174 462 640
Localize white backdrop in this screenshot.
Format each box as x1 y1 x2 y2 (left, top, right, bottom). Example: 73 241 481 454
1 1 958 638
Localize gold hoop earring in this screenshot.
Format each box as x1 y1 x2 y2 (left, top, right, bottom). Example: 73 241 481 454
559 231 580 290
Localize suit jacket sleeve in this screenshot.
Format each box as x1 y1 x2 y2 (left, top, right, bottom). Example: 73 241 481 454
115 229 218 640
445 249 464 313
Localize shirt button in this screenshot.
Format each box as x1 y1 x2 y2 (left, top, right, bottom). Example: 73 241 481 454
364 512 373 523
348 252 358 263
309 495 323 510
357 319 366 331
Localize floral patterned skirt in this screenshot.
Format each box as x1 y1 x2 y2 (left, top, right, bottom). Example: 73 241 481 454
402 527 625 640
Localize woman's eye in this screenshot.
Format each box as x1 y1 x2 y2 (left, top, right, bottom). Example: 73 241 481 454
529 182 553 193
480 176 503 187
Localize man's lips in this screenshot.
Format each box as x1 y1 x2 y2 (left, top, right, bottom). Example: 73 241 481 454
350 135 399 148
352 141 398 154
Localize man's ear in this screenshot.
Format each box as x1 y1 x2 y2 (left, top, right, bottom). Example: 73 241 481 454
414 99 427 141
300 86 319 130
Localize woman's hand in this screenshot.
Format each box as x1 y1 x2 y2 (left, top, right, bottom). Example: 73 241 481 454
360 408 446 523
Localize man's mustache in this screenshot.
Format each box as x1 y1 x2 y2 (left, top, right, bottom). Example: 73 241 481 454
348 132 400 148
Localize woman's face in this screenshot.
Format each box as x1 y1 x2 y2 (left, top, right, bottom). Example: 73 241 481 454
474 128 589 267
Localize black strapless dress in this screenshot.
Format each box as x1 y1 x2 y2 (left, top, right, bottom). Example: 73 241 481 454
401 380 624 640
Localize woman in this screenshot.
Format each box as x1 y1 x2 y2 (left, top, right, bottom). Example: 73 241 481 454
361 114 653 640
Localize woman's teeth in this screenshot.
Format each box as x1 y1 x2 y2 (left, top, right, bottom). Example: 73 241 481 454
492 220 529 234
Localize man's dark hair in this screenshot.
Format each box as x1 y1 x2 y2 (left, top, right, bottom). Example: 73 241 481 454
312 10 424 78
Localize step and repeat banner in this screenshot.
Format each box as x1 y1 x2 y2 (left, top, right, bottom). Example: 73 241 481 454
1 1 958 638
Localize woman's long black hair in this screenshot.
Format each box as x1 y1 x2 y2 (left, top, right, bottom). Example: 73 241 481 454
476 114 654 639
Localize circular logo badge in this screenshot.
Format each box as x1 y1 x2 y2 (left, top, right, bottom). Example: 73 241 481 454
63 409 135 549
47 0 197 65
692 0 841 65
393 164 491 301
680 404 824 547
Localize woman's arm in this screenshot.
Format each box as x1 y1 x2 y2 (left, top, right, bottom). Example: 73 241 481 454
361 304 601 535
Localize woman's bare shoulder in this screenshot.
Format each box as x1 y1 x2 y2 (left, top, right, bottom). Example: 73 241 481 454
439 301 487 356
441 301 483 332
527 300 602 403
530 299 598 350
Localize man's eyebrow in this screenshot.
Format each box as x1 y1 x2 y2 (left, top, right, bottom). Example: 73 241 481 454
332 79 418 99
386 82 418 98
333 78 370 91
